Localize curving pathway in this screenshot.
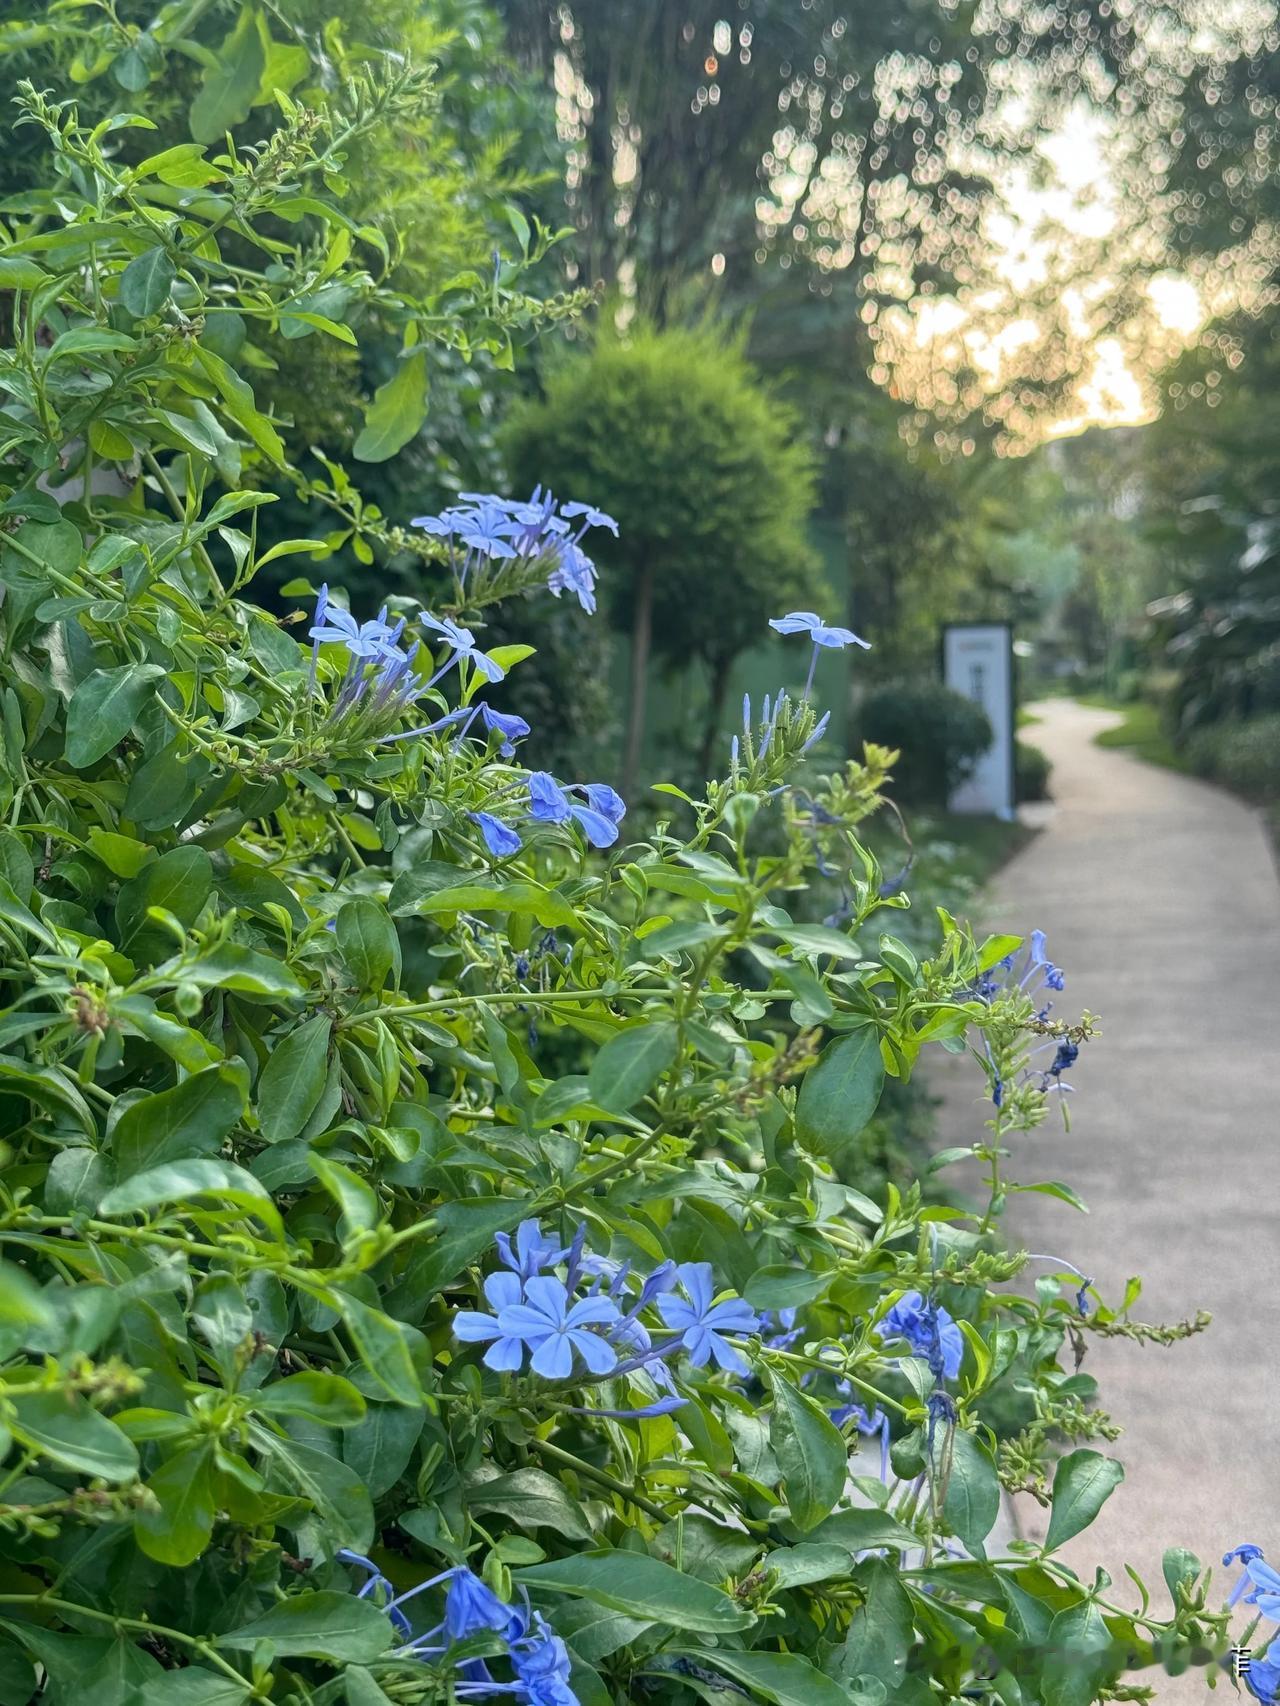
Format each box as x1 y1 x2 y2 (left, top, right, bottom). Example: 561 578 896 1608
930 698 1280 1697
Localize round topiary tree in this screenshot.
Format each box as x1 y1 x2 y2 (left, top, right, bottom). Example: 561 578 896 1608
503 325 823 790
857 681 995 807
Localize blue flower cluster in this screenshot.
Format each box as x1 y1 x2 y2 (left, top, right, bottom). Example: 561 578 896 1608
467 771 627 859
974 929 1081 1106
1225 1546 1280 1704
412 489 616 615
453 1219 759 1396
339 1551 579 1705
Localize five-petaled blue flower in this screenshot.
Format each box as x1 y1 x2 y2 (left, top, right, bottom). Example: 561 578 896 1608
528 772 626 849
422 612 505 683
495 1276 621 1379
657 1262 758 1376
454 1271 531 1372
880 1290 964 1383
469 811 522 858
769 611 872 651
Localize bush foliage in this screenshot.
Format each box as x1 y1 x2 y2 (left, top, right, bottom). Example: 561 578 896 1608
0 8 1228 1706
855 685 994 807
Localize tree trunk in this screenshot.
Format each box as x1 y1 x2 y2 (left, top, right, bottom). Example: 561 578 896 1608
699 652 733 780
622 562 655 799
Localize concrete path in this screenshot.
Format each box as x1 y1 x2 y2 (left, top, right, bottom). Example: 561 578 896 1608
929 698 1280 1697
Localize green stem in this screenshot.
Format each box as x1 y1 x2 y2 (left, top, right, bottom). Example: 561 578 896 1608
527 1438 672 1522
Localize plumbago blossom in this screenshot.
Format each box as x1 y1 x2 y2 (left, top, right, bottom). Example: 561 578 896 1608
1223 1548 1280 1704
453 1220 759 1408
412 487 616 615
338 1551 577 1704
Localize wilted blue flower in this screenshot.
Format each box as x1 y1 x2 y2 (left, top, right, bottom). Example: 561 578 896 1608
422 612 506 684
480 704 531 756
880 1291 964 1383
657 1262 759 1376
495 1219 568 1281
493 1275 620 1379
469 811 522 858
510 1610 580 1706
527 771 626 849
443 1569 524 1642
453 1270 530 1371
1245 1643 1280 1705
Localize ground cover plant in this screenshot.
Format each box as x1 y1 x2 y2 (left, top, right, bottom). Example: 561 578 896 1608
0 7 1259 1705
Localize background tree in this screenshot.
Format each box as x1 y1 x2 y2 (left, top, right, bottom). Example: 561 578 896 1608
503 325 820 790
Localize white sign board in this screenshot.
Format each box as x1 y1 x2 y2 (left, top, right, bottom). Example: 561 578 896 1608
942 622 1015 820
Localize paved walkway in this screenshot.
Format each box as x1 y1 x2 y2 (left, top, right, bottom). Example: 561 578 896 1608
930 699 1280 1696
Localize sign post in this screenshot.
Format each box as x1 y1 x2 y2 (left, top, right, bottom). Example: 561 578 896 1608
941 621 1015 820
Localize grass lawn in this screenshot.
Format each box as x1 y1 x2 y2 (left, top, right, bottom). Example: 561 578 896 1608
1078 696 1189 772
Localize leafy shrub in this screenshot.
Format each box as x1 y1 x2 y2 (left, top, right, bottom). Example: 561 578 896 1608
0 13 1224 1706
1185 714 1280 798
856 682 994 805
503 326 823 786
1016 739 1052 802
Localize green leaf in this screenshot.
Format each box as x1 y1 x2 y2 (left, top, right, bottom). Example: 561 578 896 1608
65 664 166 768
1044 1450 1125 1552
135 1443 216 1566
769 1375 848 1533
467 1468 593 1541
194 345 286 466
216 1591 394 1663
762 1543 854 1589
140 1669 249 1706
513 1552 752 1633
178 943 301 998
744 1266 829 1311
111 1061 248 1178
116 844 212 947
587 1021 678 1113
410 882 576 929
807 1508 920 1552
353 351 428 462
0 1258 55 1332
99 1158 283 1237
119 247 176 317
342 1402 424 1499
666 1647 850 1706
837 1556 916 1690
794 1026 885 1159
344 1670 395 1706
257 1016 331 1144
253 1371 366 1428
189 6 267 142
331 1290 422 1405
396 1197 530 1311
8 1389 139 1482
336 896 399 992
941 1429 1000 1553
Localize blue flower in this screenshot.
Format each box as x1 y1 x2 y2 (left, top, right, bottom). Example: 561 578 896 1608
443 1568 523 1642
657 1262 758 1376
453 1270 529 1371
1246 1642 1280 1705
337 1549 413 1638
561 499 618 536
770 609 870 699
469 811 522 858
310 596 400 662
760 1307 802 1349
829 1396 891 1482
495 1218 568 1281
527 772 626 849
769 611 871 650
495 1275 621 1379
480 704 531 756
880 1291 964 1383
422 612 506 683
1228 1550 1280 1618
510 1610 580 1706
547 539 598 614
